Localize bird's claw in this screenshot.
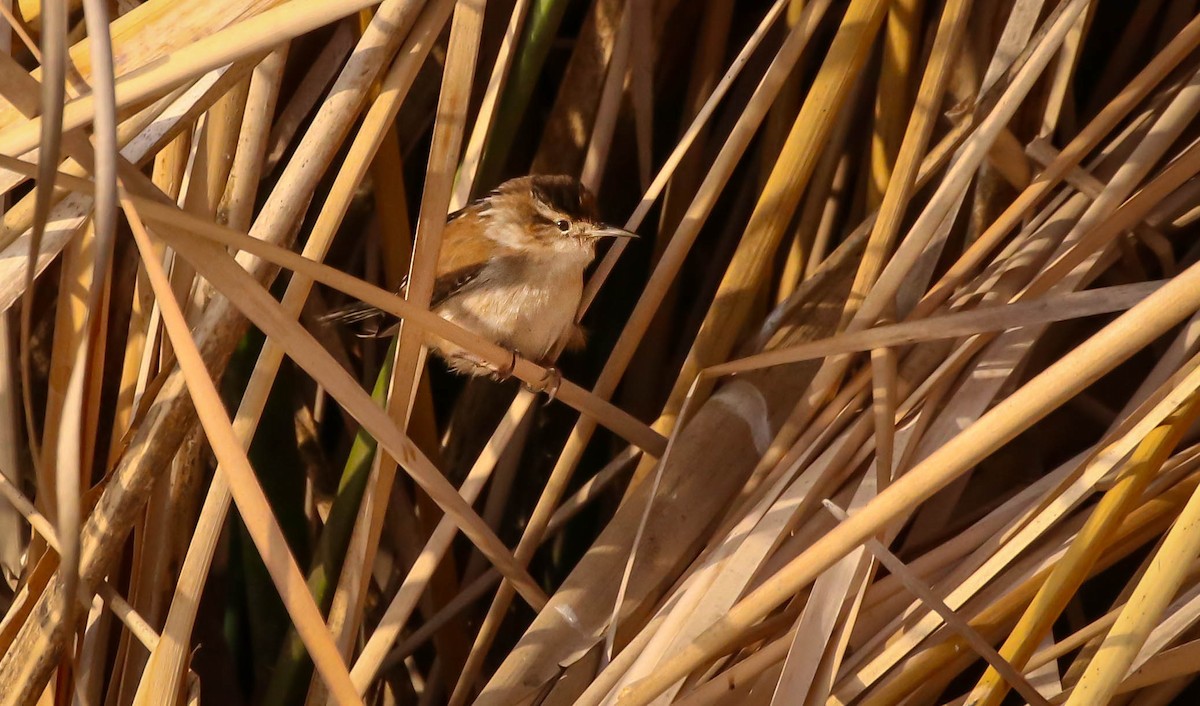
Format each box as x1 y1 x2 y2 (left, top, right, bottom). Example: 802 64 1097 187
535 366 562 404
492 350 518 382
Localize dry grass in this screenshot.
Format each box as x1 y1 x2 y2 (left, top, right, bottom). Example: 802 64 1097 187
4 1 1200 705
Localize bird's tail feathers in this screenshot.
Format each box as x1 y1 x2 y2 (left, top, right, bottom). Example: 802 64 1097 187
319 301 386 327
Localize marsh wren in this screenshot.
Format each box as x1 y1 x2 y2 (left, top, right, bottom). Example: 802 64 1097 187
323 175 635 385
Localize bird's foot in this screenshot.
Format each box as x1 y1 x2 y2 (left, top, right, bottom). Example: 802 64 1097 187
490 349 519 382
532 366 562 404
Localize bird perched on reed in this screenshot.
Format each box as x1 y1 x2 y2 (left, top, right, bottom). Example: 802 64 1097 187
322 174 635 389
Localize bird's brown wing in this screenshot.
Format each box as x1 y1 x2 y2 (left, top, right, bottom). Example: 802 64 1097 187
429 212 497 307
321 207 496 331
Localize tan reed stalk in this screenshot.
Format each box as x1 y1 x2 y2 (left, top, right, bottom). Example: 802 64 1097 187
335 6 484 688
0 470 157 650
262 22 354 172
614 131 1200 706
841 0 972 325
0 40 242 697
1065 451 1200 701
370 447 641 676
865 0 924 210
432 8 546 692
0 0 420 688
967 392 1200 705
919 10 1200 315
474 192 869 705
823 500 1050 706
120 202 364 705
856 475 1200 706
218 45 287 231
581 0 823 313
649 0 889 445
0 61 253 309
0 186 646 453
578 0 630 190
146 205 546 592
450 0 530 210
0 0 386 158
348 390 537 692
725 0 1088 544
135 0 429 696
834 242 1200 694
708 280 1163 375
132 19 421 699
529 0 620 175
833 348 1200 703
434 3 834 699
7 2 1200 703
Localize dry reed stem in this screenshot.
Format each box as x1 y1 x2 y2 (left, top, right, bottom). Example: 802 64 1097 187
865 0 923 210
445 7 635 693
856 474 1200 705
0 0 416 687
218 45 287 231
448 2 830 686
616 138 1200 706
262 21 354 173
375 446 641 674
45 189 659 453
133 16 420 696
843 0 970 325
0 0 385 158
551 0 832 515
578 0 631 192
967 392 1200 705
1065 432 1200 702
341 3 482 680
830 194 1195 691
0 473 158 651
55 1 118 667
349 391 538 692
147 216 547 605
708 280 1164 375
0 35 243 700
822 500 1050 706
304 1 460 692
4 1 1199 703
21 0 66 516
0 62 250 311
722 0 1087 539
771 476 879 703
650 0 888 442
919 9 1200 315
450 0 530 210
121 202 364 705
828 0 1085 380
529 0 620 175
836 348 1200 702
579 0 800 313
476 196 868 705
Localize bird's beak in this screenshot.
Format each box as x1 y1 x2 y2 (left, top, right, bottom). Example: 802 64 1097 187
590 225 638 239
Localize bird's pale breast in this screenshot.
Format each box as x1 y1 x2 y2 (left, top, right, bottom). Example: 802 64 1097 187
433 253 586 369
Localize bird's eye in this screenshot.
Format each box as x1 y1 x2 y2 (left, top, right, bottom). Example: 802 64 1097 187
556 219 570 232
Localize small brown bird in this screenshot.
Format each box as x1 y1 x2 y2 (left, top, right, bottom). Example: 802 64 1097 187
323 174 635 384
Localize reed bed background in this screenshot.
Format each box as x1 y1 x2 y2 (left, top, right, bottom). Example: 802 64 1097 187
3 0 1200 704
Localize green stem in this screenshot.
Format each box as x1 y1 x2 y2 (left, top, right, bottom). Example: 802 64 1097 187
262 339 396 706
473 0 572 194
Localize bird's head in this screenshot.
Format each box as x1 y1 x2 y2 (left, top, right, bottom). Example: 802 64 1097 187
476 175 636 260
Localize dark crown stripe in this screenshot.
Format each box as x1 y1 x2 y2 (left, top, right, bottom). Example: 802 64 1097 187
529 175 595 219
